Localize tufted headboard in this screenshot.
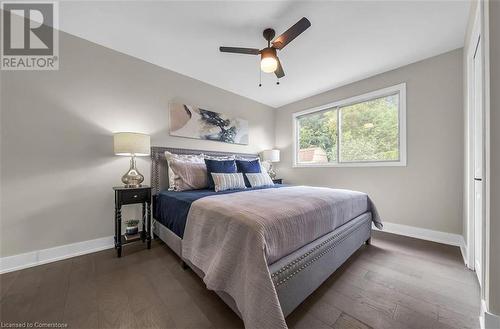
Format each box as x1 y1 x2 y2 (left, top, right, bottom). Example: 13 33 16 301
150 146 259 195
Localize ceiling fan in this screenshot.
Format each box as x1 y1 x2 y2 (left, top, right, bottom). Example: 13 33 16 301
219 17 311 80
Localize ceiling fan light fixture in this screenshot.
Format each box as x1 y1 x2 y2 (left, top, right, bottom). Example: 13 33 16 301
219 17 311 79
260 47 278 73
261 57 278 73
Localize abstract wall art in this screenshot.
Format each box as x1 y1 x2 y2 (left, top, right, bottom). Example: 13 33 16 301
169 103 249 145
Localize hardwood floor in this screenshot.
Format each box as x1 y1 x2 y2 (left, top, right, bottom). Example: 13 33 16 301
0 231 480 329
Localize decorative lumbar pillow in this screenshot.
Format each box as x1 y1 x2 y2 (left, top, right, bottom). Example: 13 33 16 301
204 159 237 189
211 173 246 192
168 158 208 191
245 173 275 188
165 151 204 190
235 159 262 187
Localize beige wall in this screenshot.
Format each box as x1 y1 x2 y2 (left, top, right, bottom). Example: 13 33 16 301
0 32 275 257
487 0 499 316
275 49 464 234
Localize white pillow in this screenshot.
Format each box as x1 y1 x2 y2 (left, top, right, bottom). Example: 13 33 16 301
245 173 274 188
204 154 235 160
259 160 270 173
211 173 246 192
165 151 204 190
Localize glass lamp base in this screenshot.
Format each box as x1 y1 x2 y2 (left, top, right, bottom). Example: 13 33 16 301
121 156 144 187
267 163 277 180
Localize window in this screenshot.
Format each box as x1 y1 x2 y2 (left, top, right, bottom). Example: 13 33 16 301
293 83 406 167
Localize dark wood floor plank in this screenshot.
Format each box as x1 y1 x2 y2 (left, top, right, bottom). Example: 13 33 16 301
147 267 213 328
437 305 480 329
96 267 136 329
360 244 478 288
192 291 244 328
27 260 72 323
0 266 43 322
0 270 19 301
287 308 333 329
293 296 343 327
63 280 98 324
364 270 479 317
371 231 464 268
319 289 405 329
123 271 177 328
392 303 438 329
4 265 42 294
329 276 397 319
333 312 372 329
358 251 479 303
348 245 480 313
0 232 480 329
68 253 96 287
333 264 441 322
0 289 38 323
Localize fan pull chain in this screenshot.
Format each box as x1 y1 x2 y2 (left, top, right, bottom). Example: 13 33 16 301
259 69 262 87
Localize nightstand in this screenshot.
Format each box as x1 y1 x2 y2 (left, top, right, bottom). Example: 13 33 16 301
113 186 152 257
272 179 283 184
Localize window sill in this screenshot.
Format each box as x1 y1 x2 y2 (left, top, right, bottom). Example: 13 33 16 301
293 161 407 168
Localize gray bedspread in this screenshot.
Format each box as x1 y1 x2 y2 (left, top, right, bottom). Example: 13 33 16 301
182 186 382 329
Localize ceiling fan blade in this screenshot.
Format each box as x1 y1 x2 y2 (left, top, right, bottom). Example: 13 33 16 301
272 17 311 50
275 58 285 78
219 47 260 55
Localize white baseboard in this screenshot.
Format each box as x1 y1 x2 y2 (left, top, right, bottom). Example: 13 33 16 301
481 299 500 329
0 236 114 274
373 221 467 264
459 240 469 267
0 222 469 274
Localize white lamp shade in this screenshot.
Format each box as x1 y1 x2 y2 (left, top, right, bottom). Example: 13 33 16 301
262 149 280 162
113 132 150 156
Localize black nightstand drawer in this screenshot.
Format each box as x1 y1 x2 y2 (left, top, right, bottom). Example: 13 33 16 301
119 188 150 205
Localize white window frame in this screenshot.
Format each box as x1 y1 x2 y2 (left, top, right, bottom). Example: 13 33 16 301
293 83 407 168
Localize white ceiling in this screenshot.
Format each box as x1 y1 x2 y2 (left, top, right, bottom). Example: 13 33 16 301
59 1 470 108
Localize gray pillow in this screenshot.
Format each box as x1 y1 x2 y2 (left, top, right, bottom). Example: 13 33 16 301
168 158 208 191
165 151 205 190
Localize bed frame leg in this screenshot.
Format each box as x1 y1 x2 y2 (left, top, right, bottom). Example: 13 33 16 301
181 261 189 270
365 237 372 245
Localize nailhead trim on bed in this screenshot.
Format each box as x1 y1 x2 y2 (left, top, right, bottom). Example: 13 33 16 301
271 216 370 287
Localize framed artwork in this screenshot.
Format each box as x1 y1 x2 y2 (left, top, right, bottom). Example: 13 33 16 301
169 103 249 145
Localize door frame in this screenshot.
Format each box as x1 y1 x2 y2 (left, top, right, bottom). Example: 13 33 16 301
466 1 487 296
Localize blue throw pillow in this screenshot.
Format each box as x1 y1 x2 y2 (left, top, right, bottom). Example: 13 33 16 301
205 159 237 189
236 159 262 187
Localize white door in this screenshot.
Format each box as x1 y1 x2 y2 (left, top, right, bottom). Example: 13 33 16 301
472 35 484 286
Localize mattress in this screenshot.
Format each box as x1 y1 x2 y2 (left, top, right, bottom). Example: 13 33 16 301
182 186 378 264
153 184 285 238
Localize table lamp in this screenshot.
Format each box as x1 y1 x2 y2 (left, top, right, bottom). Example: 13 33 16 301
262 149 280 179
113 132 150 187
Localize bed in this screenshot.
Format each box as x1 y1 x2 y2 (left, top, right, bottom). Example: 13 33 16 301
151 146 381 329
